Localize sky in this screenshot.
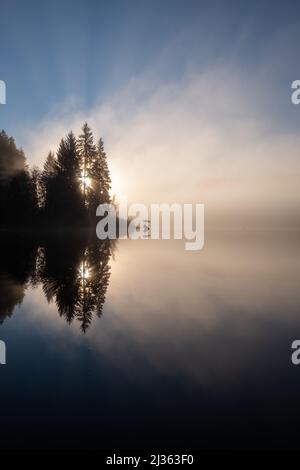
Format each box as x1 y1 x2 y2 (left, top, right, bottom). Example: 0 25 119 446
1 0 300 225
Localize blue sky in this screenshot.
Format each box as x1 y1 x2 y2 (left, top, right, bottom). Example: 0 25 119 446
1 0 300 137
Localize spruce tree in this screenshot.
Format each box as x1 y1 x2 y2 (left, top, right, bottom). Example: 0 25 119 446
77 122 96 205
0 130 36 226
43 151 57 176
93 138 111 204
30 166 42 211
57 132 80 183
43 132 85 226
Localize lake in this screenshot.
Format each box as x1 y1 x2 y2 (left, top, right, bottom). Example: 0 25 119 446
0 230 300 449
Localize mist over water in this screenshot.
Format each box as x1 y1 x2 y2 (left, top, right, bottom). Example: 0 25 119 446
1 230 300 449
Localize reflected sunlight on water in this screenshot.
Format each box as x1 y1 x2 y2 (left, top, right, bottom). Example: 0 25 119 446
1 230 300 449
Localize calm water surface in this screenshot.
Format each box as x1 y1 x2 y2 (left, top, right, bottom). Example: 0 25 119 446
0 231 300 449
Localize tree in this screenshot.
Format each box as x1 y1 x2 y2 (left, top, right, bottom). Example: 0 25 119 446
0 130 26 180
6 169 37 226
37 236 114 333
77 122 96 206
40 152 58 208
0 130 37 227
0 124 113 229
42 132 85 226
93 138 111 204
57 132 80 182
30 166 42 211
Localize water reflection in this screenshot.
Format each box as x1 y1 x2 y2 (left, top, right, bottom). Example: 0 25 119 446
0 233 115 332
1 232 300 449
0 236 37 324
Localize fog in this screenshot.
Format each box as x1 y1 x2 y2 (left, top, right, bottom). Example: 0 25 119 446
24 66 300 228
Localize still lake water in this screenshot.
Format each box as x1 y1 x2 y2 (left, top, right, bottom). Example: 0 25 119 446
0 230 300 449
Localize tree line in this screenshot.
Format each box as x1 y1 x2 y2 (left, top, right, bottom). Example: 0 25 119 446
0 122 111 229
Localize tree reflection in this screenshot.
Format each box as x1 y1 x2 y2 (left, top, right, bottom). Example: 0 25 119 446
0 234 115 332
0 235 38 323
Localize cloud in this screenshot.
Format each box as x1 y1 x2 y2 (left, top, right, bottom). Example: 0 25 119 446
23 66 300 225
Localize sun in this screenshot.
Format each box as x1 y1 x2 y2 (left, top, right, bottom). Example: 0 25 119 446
79 172 91 191
79 262 90 280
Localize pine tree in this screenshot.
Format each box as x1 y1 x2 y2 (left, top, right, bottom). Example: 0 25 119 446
0 130 37 226
0 124 113 229
43 151 57 176
42 152 57 184
77 122 96 205
93 138 111 204
0 130 26 180
43 132 85 226
30 166 42 210
40 152 58 210
57 132 80 183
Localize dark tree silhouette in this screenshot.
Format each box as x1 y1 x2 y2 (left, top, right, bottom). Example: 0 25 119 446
0 125 116 331
30 166 42 214
42 132 86 226
39 236 113 332
0 233 114 332
77 122 97 207
0 130 26 177
76 124 112 220
0 130 38 227
94 138 111 204
0 234 38 323
0 124 113 229
40 152 57 208
75 239 112 332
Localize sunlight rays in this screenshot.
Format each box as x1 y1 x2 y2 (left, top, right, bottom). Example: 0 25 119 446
79 171 92 191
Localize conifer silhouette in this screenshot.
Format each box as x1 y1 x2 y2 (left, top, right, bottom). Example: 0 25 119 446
0 124 113 229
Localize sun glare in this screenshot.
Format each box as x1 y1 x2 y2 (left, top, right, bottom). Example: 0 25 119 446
79 172 91 191
79 262 90 280
110 169 123 196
